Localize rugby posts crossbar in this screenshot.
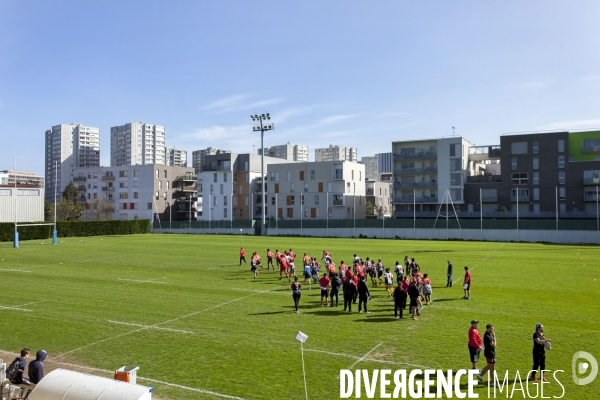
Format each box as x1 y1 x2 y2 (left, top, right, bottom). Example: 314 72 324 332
16 223 55 227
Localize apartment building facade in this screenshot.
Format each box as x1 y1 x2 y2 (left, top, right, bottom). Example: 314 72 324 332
45 123 100 202
365 179 392 218
258 142 309 162
360 155 379 180
0 170 45 222
72 164 195 221
314 145 358 162
392 137 472 217
110 122 166 166
166 148 188 167
264 161 366 220
191 147 231 174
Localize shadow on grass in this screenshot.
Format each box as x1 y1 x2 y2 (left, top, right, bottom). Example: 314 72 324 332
432 298 461 302
353 316 396 323
248 311 288 315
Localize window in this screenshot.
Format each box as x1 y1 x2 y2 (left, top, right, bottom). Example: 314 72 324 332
304 208 308 218
275 172 279 182
134 170 138 177
559 187 566 200
351 170 354 180
155 191 159 200
166 181 169 190
214 173 217 183
301 194 305 205
511 157 517 170
245 196 248 206
328 207 332 217
286 171 291 181
158 181 162 190
234 173 238 182
156 169 159 178
119 192 128 199
210 185 214 194
558 155 565 168
299 170 304 180
315 194 320 205
134 181 138 188
290 183 295 192
287 208 294 218
233 185 237 194
511 188 529 200
233 197 238 206
558 171 565 184
213 196 217 206
163 192 167 200
449 144 455 157
583 139 600 153
511 142 528 154
224 196 228 206
220 184 224 194
120 182 128 188
239 185 243 194
223 173 228 182
533 172 539 185
511 172 528 185
558 139 565 153
120 170 128 177
327 182 332 193
311 170 315 180
232 208 237 218
304 182 308 192
533 188 540 201
224 208 228 218
532 157 539 170
239 208 243 218
134 192 138 199
318 182 323 192
271 196 275 205
287 195 295 205
311 208 319 218
148 203 153 210
532 141 539 154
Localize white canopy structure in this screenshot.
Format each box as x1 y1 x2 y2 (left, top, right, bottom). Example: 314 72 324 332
28 369 152 400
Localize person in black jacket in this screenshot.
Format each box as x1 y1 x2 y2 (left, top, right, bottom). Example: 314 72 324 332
342 275 356 312
393 280 407 319
329 272 341 307
28 350 47 384
357 276 371 314
408 280 421 320
8 348 30 384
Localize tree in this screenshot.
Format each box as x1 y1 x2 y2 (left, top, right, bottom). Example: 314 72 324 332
62 182 80 205
49 181 83 221
374 204 387 219
85 198 115 221
44 200 53 222
365 200 375 219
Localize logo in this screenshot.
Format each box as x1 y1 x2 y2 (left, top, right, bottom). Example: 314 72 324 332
572 351 598 386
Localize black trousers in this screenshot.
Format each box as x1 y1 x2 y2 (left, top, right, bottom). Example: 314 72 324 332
240 256 246 265
292 292 301 311
358 295 368 312
394 299 406 318
447 275 452 287
532 352 546 377
343 294 353 311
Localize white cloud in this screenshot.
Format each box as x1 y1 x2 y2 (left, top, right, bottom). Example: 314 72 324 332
203 94 250 110
541 119 600 131
202 94 282 113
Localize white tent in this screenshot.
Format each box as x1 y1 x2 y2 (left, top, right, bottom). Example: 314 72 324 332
28 369 152 400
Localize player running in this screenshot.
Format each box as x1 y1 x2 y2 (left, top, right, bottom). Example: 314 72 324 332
267 249 274 270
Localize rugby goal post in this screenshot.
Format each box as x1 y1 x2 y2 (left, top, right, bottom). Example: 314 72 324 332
430 189 464 240
14 222 56 248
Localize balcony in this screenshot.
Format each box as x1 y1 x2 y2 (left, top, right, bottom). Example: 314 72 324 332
584 193 599 202
73 177 86 182
77 186 86 192
394 196 438 204
393 151 437 161
174 185 197 193
583 177 600 185
511 194 530 202
332 195 344 206
393 167 438 175
468 145 501 161
102 175 115 181
102 187 115 192
393 181 437 189
175 175 197 182
481 195 498 202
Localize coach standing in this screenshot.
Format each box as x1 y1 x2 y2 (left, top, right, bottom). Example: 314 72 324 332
446 260 453 288
468 320 483 371
463 266 471 299
531 323 552 382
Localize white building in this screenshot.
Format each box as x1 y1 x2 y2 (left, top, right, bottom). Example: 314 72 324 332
72 164 195 221
360 155 379 180
45 123 100 202
166 148 187 167
392 137 472 217
265 161 366 220
191 147 231 174
259 142 309 162
110 122 166 166
0 170 45 222
315 144 358 162
197 153 291 221
365 179 392 218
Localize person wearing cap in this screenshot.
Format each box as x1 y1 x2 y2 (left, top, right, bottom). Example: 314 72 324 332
531 323 552 382
468 320 483 371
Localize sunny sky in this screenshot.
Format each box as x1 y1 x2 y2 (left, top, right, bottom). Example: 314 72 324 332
1 0 599 176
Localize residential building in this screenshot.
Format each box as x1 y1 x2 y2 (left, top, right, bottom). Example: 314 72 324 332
392 137 473 217
0 170 45 222
378 152 393 180
314 144 358 162
365 179 392 218
166 148 187 167
72 165 196 221
258 142 309 162
265 161 366 220
360 155 379 180
191 147 231 174
110 122 166 166
45 123 100 202
197 153 291 221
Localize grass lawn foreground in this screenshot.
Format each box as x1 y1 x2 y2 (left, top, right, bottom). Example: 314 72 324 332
0 234 598 399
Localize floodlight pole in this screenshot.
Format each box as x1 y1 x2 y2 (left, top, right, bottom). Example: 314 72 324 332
516 189 519 242
300 193 303 237
275 193 278 236
251 113 274 236
413 189 416 239
555 186 558 243
326 192 329 237
14 158 18 248
53 160 57 245
597 185 599 245
480 188 482 242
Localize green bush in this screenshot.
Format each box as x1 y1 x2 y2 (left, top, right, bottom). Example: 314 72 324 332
0 220 150 242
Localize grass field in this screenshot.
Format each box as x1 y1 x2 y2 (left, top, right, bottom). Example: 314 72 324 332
0 234 598 399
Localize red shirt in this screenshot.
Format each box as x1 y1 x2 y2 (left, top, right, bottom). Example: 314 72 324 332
468 327 482 348
464 271 471 284
240 249 245 257
401 280 410 293
319 277 330 289
267 251 273 258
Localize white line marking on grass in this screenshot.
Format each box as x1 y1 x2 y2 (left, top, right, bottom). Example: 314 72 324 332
0 349 247 400
452 243 505 285
55 287 280 359
118 277 167 285
0 300 45 312
107 320 195 334
0 269 31 272
347 342 383 370
305 348 430 369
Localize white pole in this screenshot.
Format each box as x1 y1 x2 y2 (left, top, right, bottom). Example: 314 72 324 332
353 188 356 238
300 193 303 237
556 186 558 243
446 191 449 240
516 188 519 242
326 191 329 237
230 192 233 234
209 193 211 233
53 160 57 245
14 158 18 248
189 192 191 230
413 189 416 239
382 200 385 239
597 185 599 245
480 188 482 241
169 199 172 230
276 192 278 236
261 129 266 236
300 342 309 400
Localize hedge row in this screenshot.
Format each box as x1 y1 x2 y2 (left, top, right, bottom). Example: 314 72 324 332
0 220 151 242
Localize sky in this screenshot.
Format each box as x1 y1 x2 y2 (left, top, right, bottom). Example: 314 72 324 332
1 0 599 176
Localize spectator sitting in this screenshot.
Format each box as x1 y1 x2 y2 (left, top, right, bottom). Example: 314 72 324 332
28 350 47 384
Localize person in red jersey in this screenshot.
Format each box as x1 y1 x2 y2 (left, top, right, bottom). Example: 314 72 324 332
267 249 274 270
319 273 331 306
463 266 472 300
279 254 289 281
239 247 246 265
468 320 483 370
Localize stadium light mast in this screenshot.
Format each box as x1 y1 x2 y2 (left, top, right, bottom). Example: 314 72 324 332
251 113 274 235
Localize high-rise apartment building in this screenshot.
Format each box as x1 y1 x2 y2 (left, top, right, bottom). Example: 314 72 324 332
314 145 358 162
166 148 188 167
45 123 100 202
258 142 309 162
110 122 166 166
191 147 231 174
360 155 379 180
